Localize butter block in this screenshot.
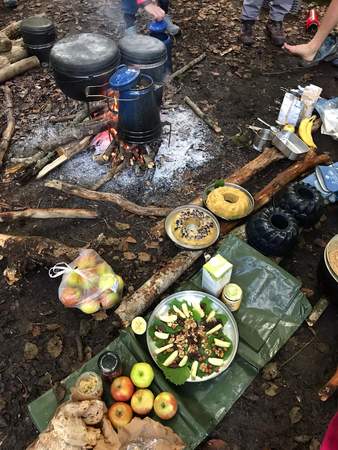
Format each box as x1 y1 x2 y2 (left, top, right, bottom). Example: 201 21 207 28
202 254 233 297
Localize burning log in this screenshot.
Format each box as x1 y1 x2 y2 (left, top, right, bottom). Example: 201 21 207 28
151 147 285 238
0 233 80 285
0 208 98 222
116 150 330 325
36 137 92 179
0 84 15 166
318 367 338 401
184 96 221 134
0 56 39 84
45 180 172 217
168 53 206 81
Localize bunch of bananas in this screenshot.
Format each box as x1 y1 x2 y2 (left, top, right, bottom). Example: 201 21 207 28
298 115 317 149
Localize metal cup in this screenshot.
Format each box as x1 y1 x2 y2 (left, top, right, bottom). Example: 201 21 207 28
252 128 272 152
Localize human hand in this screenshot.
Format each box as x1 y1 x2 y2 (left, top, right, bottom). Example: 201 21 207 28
144 3 165 21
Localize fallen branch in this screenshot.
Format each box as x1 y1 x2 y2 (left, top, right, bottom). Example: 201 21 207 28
36 136 91 179
0 208 98 222
184 96 221 134
1 21 22 39
318 367 338 402
91 160 126 191
151 147 284 238
168 53 206 81
0 56 39 84
116 250 203 325
0 84 15 166
45 180 172 217
0 233 80 284
116 150 330 324
0 32 12 53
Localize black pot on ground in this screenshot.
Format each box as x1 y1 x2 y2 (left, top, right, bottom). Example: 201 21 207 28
276 181 324 228
246 207 299 256
50 33 120 102
21 16 57 64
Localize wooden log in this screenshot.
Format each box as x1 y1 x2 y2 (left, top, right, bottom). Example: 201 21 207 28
0 56 40 84
1 21 22 39
0 56 9 70
318 367 338 401
0 208 98 222
0 84 15 166
0 233 80 284
5 45 28 63
184 96 221 134
116 150 330 325
0 33 12 53
116 250 203 326
36 136 91 179
151 147 285 238
45 180 172 217
168 53 206 81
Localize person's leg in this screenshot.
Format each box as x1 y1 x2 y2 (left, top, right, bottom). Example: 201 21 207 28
240 0 264 45
121 0 138 29
158 0 169 13
266 0 293 46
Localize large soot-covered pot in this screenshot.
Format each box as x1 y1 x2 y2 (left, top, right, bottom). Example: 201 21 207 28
277 181 324 228
50 33 120 101
246 207 299 256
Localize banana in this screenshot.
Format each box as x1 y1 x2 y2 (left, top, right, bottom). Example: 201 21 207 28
298 115 317 149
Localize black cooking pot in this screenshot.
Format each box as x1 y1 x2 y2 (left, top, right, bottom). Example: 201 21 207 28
50 33 120 102
21 16 56 64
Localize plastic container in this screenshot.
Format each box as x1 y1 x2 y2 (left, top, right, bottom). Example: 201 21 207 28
222 283 243 312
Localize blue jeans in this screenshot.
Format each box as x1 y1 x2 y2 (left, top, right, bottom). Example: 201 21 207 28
122 0 169 27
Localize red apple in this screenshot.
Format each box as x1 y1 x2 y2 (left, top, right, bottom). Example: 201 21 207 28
60 286 81 307
110 376 135 402
130 389 154 415
108 402 133 428
154 392 178 420
99 290 121 309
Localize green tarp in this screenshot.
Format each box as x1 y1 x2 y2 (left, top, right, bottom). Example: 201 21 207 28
28 235 312 449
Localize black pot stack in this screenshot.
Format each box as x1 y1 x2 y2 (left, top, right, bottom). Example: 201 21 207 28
246 182 324 257
21 16 57 65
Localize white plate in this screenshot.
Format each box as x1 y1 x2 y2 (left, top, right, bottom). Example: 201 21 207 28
146 290 239 383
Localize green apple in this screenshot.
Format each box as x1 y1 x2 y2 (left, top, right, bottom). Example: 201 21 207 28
100 290 121 309
96 262 113 276
79 300 100 314
116 275 124 293
76 252 97 269
130 362 154 388
66 271 82 287
99 273 117 291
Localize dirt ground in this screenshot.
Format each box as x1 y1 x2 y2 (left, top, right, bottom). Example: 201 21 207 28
0 0 337 449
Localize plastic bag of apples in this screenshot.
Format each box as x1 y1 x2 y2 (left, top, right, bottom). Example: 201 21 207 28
49 249 124 314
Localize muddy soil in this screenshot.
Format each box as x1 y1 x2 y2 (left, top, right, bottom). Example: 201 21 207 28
0 0 337 449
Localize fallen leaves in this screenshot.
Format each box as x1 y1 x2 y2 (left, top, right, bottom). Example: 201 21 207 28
138 252 152 262
289 406 303 425
123 252 137 261
24 342 38 360
115 222 130 231
47 335 63 358
264 383 280 397
262 362 279 381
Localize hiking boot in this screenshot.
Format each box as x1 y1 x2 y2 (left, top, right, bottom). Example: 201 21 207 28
266 20 285 47
164 15 181 36
240 20 255 46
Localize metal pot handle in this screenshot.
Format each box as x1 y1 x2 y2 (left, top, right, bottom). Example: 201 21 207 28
85 83 111 101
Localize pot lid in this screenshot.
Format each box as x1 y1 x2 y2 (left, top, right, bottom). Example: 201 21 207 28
118 34 167 65
21 16 55 33
148 20 167 33
109 65 140 90
50 33 120 76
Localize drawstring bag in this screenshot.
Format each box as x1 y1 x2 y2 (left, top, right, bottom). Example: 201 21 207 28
49 249 124 314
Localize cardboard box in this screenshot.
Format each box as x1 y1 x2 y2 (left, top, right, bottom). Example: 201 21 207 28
202 254 233 297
